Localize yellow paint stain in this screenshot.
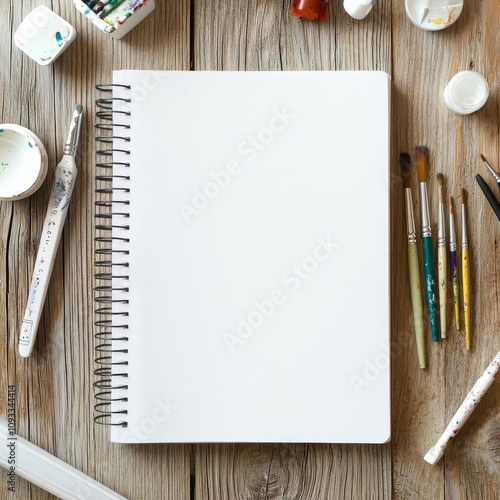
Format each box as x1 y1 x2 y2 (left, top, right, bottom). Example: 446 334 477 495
430 17 445 25
428 7 456 26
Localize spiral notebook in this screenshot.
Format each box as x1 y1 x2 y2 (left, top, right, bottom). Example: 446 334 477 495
94 70 391 443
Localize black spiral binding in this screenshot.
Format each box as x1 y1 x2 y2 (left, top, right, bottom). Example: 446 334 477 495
94 84 132 427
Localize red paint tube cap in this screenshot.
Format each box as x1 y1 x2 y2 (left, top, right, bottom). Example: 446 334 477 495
291 0 329 21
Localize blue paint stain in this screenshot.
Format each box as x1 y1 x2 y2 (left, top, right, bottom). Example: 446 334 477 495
28 142 33 148
0 129 3 134
55 31 65 47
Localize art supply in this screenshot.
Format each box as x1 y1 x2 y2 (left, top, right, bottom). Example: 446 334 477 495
436 173 447 339
405 0 463 31
416 146 439 343
400 153 426 369
0 417 125 499
443 71 489 115
14 6 76 66
291 0 329 20
424 350 500 465
94 70 391 443
99 0 125 19
19 105 83 358
460 188 471 350
0 125 48 201
103 0 135 25
74 0 155 38
344 0 373 20
92 0 115 15
476 174 500 222
480 154 500 187
449 196 460 330
92 0 110 14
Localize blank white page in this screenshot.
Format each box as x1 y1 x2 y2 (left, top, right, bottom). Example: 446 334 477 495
109 70 391 443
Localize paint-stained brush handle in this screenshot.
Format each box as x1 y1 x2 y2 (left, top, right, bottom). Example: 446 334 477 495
450 250 460 330
462 248 471 350
437 244 447 339
422 237 439 342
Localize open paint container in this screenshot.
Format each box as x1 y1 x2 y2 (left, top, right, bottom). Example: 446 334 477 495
406 0 463 31
74 0 155 39
14 6 76 66
0 125 48 201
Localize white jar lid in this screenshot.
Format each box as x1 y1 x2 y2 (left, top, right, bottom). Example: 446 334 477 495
443 71 489 115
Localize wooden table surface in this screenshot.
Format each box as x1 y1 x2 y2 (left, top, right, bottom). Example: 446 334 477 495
1 1 499 499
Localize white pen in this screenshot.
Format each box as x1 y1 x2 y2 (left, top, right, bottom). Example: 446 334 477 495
19 104 83 357
424 350 500 464
0 417 126 499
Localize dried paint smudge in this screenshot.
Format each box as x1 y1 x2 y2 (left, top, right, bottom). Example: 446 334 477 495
55 31 65 47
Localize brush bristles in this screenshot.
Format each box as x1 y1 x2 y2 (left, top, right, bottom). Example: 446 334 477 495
437 173 444 203
449 196 453 213
400 153 412 189
461 188 466 204
415 145 429 183
480 153 487 163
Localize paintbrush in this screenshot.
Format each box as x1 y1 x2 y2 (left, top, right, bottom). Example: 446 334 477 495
449 196 460 330
461 188 471 350
480 154 500 188
476 174 500 221
416 146 439 342
400 153 426 368
436 173 447 339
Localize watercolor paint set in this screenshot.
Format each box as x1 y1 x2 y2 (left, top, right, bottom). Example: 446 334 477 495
74 0 155 39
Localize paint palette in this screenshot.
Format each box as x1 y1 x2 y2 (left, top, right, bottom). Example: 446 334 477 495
0 125 48 201
406 0 463 31
14 6 76 66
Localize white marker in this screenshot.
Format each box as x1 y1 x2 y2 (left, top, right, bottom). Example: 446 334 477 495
19 104 83 357
0 417 126 499
424 351 500 464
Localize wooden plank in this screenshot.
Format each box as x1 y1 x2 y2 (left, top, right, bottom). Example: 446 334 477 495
0 1 191 499
391 1 500 498
193 1 392 499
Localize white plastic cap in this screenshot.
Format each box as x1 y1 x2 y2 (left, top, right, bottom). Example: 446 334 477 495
424 446 444 465
343 0 373 20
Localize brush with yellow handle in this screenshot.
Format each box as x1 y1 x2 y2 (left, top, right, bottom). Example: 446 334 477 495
460 188 471 350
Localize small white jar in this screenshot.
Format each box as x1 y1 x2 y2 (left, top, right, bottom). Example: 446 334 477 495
443 71 489 115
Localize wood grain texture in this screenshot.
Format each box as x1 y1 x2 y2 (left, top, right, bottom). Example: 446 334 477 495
0 0 499 499
0 1 190 499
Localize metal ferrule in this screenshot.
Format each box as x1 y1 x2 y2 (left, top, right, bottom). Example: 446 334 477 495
63 105 83 156
461 204 468 250
404 188 417 245
484 159 500 185
419 182 432 237
437 203 445 247
449 213 456 252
